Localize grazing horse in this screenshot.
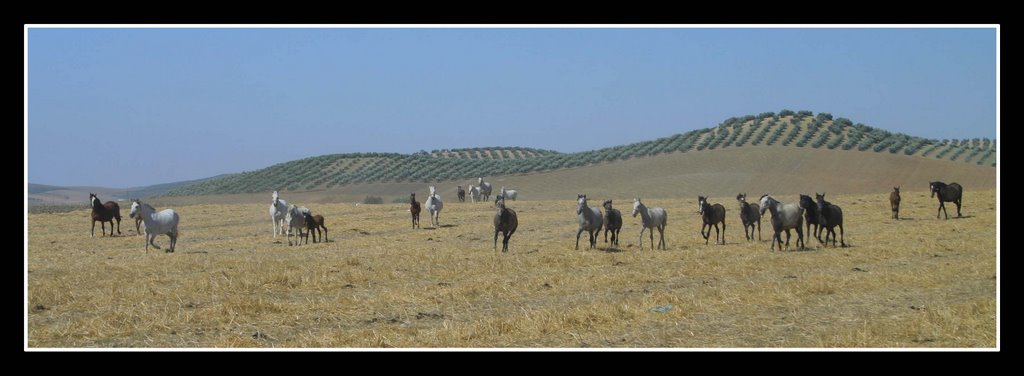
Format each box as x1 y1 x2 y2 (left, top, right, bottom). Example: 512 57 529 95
799 194 823 243
500 186 518 201
493 194 518 252
478 177 493 201
269 191 288 239
303 213 327 243
457 186 466 203
736 193 761 241
129 199 179 253
89 193 121 237
632 198 667 250
284 204 310 246
929 181 963 219
468 186 481 203
815 193 845 247
410 193 421 229
759 195 804 252
890 186 901 220
575 194 604 250
698 196 726 245
425 186 443 227
602 200 622 247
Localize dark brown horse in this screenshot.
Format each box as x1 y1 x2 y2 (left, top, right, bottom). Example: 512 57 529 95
89 193 121 237
410 193 421 229
736 193 761 241
799 194 823 243
493 194 518 252
890 186 901 220
303 213 328 243
815 193 846 247
698 195 726 245
602 200 622 247
929 181 963 219
457 186 466 203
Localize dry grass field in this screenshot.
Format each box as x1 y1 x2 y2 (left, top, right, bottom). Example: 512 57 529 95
27 189 997 348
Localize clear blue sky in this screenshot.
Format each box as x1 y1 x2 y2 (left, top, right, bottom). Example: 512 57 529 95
27 27 997 188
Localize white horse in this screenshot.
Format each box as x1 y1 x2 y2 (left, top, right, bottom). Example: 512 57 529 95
576 194 604 250
426 186 443 227
759 194 805 251
632 198 667 250
284 204 310 246
269 191 288 238
478 177 492 201
468 186 481 203
500 186 518 201
129 199 180 254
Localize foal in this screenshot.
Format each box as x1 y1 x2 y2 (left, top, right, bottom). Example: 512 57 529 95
698 196 726 245
890 186 901 220
410 193 421 229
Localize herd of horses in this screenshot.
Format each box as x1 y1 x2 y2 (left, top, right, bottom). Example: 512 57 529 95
85 179 966 254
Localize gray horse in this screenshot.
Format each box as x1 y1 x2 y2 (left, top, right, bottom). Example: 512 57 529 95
632 198 667 250
759 194 804 252
426 186 443 227
478 177 493 201
575 194 604 250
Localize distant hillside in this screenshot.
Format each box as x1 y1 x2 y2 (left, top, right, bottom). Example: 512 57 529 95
163 110 996 197
27 174 232 206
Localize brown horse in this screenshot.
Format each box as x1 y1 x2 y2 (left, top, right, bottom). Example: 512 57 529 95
890 186 901 220
929 181 963 219
410 193 421 229
303 213 328 243
89 193 121 237
602 200 622 247
698 195 726 245
457 186 466 203
493 194 518 252
736 193 761 242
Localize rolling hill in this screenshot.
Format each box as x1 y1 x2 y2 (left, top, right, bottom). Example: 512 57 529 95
158 110 997 200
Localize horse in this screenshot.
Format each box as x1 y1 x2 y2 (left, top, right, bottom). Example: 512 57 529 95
500 186 518 201
798 194 823 243
128 199 179 253
698 196 726 245
303 212 327 243
468 186 481 203
493 194 518 252
284 204 310 246
425 186 443 227
89 193 121 237
929 181 963 219
890 186 901 220
269 191 288 239
632 198 667 250
602 200 622 247
130 211 143 235
410 193 421 229
759 195 804 252
457 186 466 203
575 194 604 250
815 193 846 247
736 193 761 241
478 177 492 201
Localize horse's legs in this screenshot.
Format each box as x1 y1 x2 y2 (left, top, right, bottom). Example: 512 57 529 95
720 222 725 244
937 202 944 219
91 220 96 238
784 229 791 251
839 224 845 247
100 221 107 237
796 225 804 250
494 229 500 251
702 223 709 245
576 228 584 250
757 220 761 241
956 199 962 217
658 226 666 250
638 227 645 249
115 217 121 235
650 228 655 250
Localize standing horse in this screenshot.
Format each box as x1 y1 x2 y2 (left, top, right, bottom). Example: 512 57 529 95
269 191 288 239
493 194 518 252
799 194 823 243
575 194 604 250
468 186 481 203
478 177 492 201
284 204 309 246
736 193 761 241
410 193 421 229
457 186 466 203
89 193 122 237
698 196 726 245
500 186 518 201
929 181 963 219
759 195 804 252
426 186 443 227
602 200 622 247
632 198 667 250
890 186 901 220
129 199 179 253
303 213 327 243
815 193 846 247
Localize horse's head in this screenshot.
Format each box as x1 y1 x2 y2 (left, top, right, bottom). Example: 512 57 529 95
632 198 642 217
698 196 708 214
736 193 746 203
128 199 141 218
815 193 827 208
576 194 587 215
894 186 900 194
799 194 814 209
89 193 100 207
929 181 943 197
758 195 772 215
495 194 505 210
603 200 613 211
